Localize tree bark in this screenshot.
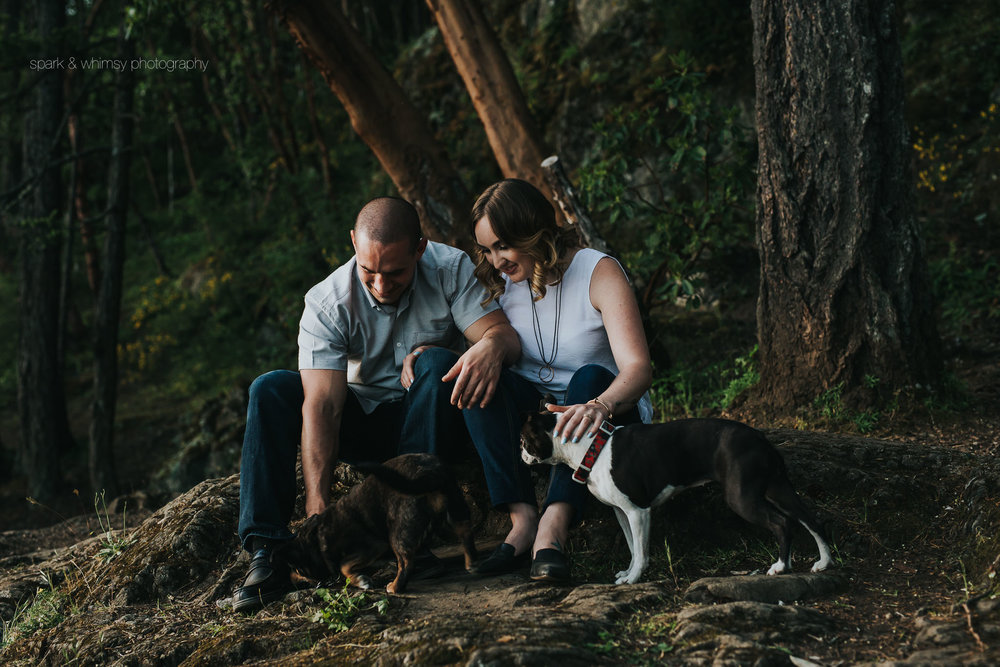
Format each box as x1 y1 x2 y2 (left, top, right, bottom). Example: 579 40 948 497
425 0 556 207
89 17 134 498
0 0 24 275
750 0 941 414
18 0 73 499
270 0 468 245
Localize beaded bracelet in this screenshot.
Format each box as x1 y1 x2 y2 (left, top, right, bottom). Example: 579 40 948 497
588 397 613 420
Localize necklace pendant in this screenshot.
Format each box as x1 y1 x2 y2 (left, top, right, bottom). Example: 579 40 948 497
538 365 555 383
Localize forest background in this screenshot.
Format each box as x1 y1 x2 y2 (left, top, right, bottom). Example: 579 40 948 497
0 0 997 526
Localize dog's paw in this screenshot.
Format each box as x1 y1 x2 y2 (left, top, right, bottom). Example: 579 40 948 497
614 571 640 585
766 561 788 575
615 570 629 581
810 560 830 573
351 574 373 590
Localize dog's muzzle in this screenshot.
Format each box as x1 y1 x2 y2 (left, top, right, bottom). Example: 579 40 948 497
520 439 541 465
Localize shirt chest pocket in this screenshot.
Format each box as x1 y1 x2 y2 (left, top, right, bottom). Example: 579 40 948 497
407 328 458 353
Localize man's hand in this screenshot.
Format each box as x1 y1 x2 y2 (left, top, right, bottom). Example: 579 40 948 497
441 335 505 409
305 496 328 518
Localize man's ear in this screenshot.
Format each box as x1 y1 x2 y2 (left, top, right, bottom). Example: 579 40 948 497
414 237 428 259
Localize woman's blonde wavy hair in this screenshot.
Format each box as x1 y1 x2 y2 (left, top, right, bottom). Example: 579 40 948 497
471 179 581 305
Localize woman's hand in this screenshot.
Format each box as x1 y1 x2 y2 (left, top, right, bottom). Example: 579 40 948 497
547 400 611 443
401 345 434 389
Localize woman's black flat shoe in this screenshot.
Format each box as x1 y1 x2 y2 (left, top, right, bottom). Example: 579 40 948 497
530 548 571 583
473 543 529 575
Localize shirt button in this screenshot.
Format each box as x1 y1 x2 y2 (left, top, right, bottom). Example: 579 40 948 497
396 342 402 347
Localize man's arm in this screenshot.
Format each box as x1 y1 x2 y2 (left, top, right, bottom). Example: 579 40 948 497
300 368 348 517
441 309 520 409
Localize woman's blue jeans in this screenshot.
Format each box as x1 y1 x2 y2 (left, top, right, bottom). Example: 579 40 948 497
489 364 642 522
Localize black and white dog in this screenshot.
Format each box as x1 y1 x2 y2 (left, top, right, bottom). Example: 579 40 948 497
520 407 833 584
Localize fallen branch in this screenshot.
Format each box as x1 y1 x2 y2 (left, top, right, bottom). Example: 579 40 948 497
540 155 611 255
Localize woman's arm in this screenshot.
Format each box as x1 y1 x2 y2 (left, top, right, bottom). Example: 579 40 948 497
552 257 652 442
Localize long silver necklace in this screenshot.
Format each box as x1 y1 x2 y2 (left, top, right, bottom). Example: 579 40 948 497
530 281 563 383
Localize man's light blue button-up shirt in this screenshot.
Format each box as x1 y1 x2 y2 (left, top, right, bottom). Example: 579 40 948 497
297 241 498 413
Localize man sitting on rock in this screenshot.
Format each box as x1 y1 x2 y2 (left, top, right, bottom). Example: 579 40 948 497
234 197 522 612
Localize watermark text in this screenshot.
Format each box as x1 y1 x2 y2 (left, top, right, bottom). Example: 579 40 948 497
28 57 209 73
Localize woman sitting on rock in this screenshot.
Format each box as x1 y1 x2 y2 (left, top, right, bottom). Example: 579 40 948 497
464 178 653 582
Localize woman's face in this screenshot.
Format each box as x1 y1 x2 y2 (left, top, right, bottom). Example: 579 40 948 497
474 215 534 284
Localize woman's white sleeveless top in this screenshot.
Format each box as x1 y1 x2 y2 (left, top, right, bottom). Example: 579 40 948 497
499 247 652 422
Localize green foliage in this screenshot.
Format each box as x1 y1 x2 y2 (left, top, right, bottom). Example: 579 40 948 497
578 51 756 309
587 629 622 655
929 242 1000 337
813 383 846 421
94 490 134 562
1 586 68 649
903 1 1000 131
810 383 881 433
586 612 677 664
718 345 759 410
0 275 17 405
311 584 388 633
903 3 999 345
650 344 758 419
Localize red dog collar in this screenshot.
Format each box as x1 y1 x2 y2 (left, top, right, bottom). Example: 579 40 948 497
572 420 617 484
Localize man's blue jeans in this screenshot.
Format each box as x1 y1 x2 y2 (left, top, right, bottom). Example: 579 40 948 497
238 348 637 549
239 347 464 548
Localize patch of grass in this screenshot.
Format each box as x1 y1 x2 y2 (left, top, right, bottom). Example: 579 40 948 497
94 490 134 562
591 611 679 665
587 629 622 655
311 584 388 633
650 344 760 419
1 586 69 649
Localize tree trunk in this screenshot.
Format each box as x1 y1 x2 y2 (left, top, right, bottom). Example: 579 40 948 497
270 0 468 245
66 82 101 295
425 0 556 207
18 0 73 500
0 0 23 275
750 0 941 414
90 17 134 498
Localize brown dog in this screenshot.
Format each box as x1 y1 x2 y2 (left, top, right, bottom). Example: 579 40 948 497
277 453 477 594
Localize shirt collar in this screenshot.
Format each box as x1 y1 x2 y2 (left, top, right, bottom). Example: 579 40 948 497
353 257 418 313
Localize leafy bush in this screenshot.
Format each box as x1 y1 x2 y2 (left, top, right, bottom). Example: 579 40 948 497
649 344 759 418
929 242 1000 337
577 51 756 311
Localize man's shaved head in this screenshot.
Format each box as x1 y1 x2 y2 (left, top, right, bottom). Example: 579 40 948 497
354 197 422 252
